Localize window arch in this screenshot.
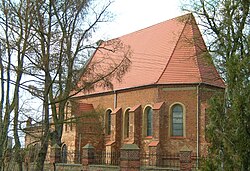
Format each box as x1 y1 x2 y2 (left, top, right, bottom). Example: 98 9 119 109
170 103 185 137
61 144 67 163
144 106 153 137
65 102 70 131
123 108 130 139
105 109 112 135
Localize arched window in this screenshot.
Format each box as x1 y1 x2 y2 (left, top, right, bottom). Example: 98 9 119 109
65 102 70 131
144 106 153 137
124 108 130 138
171 104 184 136
61 144 67 163
105 109 112 135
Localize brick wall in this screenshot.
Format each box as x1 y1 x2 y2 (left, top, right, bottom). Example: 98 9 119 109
199 85 224 156
74 87 158 150
61 84 224 157
158 85 198 154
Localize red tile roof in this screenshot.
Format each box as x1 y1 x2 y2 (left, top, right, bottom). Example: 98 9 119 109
76 14 224 97
153 102 165 110
149 140 159 147
130 104 141 112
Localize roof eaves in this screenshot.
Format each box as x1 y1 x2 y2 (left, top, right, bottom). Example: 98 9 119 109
72 81 225 100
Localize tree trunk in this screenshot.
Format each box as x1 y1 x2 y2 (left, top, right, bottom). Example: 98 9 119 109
34 96 50 170
35 140 48 171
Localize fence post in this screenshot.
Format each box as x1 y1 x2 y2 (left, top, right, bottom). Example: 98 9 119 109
180 146 192 171
120 144 140 171
149 141 160 166
82 143 95 171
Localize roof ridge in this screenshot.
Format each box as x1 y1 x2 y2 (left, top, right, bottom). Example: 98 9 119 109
190 15 203 83
117 13 191 40
155 17 189 84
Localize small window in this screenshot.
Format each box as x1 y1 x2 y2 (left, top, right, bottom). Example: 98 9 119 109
205 108 208 141
124 108 130 138
61 144 67 163
105 109 112 135
144 106 153 137
171 104 183 136
65 102 71 131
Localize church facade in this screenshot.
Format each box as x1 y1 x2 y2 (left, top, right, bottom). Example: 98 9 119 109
26 13 225 163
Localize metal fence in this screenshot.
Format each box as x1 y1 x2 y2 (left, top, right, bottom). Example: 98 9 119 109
94 151 120 165
140 153 180 168
58 151 82 164
141 153 199 169
7 149 199 170
86 151 198 169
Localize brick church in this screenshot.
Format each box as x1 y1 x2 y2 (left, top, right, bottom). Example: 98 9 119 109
26 13 225 163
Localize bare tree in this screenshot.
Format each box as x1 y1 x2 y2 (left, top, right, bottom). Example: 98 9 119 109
0 0 34 170
11 0 131 170
0 0 131 170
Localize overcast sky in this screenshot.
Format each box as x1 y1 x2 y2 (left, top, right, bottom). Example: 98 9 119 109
98 0 186 39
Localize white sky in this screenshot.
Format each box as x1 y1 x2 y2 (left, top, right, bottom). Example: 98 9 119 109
99 0 186 39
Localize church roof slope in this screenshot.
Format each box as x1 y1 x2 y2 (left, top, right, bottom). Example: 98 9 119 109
76 13 224 97
156 14 224 87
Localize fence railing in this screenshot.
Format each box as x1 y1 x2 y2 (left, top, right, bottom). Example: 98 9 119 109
63 151 81 164
140 153 180 168
44 151 82 164
83 150 198 168
191 154 199 169
23 147 199 170
93 151 120 165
